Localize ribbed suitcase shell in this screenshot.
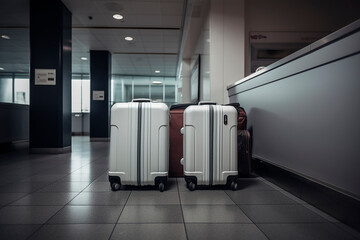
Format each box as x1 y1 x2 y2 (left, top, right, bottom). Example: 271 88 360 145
108 101 169 187
183 104 238 186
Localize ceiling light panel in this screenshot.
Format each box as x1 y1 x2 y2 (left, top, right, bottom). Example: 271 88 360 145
112 14 123 20
1 35 10 40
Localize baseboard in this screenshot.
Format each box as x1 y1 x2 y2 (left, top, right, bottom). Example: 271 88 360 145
0 140 29 153
30 146 72 154
72 132 90 136
253 158 360 232
90 137 110 142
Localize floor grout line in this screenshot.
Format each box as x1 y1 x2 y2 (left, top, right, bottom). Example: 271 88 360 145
24 166 108 239
108 189 132 240
224 187 271 240
177 177 190 240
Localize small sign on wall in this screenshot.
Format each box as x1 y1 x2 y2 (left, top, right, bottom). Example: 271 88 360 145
35 69 56 85
93 91 105 101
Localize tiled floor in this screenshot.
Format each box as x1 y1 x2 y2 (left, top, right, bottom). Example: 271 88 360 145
0 137 359 240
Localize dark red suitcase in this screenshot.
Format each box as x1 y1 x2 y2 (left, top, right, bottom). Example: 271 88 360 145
226 103 251 177
238 130 251 177
169 104 194 177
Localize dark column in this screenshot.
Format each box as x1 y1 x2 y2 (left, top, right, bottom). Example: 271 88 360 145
29 0 72 153
90 51 111 141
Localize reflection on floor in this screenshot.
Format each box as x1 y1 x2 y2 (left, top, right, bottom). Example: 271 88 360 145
0 137 359 240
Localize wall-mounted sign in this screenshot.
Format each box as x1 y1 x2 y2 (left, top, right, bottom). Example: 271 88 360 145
35 69 56 85
93 90 105 101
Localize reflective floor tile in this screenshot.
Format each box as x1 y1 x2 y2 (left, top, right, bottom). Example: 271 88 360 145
0 206 62 224
36 181 90 193
279 191 306 204
20 174 66 183
180 191 234 205
29 224 114 240
0 224 41 240
118 205 183 223
257 223 358 240
127 191 180 205
69 192 130 205
177 180 230 192
0 182 50 193
165 178 178 192
177 179 188 192
48 205 123 224
93 173 109 182
111 224 187 240
11 192 78 206
0 193 27 206
239 205 328 223
335 223 360 240
186 223 268 240
182 205 251 223
83 182 112 192
60 173 99 182
302 204 340 223
237 179 278 191
225 190 297 205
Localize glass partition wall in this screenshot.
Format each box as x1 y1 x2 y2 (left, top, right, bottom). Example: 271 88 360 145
111 75 178 107
71 73 90 113
1 73 178 109
0 73 30 105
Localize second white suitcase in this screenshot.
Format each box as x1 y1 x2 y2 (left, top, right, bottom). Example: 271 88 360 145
108 99 169 192
182 102 238 191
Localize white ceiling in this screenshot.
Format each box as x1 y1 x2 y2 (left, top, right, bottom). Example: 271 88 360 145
0 0 185 77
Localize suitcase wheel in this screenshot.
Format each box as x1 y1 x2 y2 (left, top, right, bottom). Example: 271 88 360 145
230 181 237 191
188 182 196 191
158 182 165 192
111 182 121 191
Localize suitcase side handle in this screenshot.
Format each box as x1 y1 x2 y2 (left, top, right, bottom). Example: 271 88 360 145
198 101 217 105
132 98 152 102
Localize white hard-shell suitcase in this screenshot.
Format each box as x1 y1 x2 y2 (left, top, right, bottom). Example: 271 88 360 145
181 102 238 191
108 99 169 192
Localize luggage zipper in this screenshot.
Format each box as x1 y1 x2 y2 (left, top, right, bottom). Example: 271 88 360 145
137 103 142 186
209 105 214 186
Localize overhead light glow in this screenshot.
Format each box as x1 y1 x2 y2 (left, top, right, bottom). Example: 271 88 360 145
125 36 133 41
1 35 10 40
152 81 162 84
113 14 124 20
81 57 88 61
155 70 160 73
0 67 4 70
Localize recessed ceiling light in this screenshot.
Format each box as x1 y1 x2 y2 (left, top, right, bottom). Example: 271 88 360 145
125 36 133 41
113 14 123 20
81 57 88 61
0 67 4 70
152 81 162 84
1 35 10 40
155 70 160 73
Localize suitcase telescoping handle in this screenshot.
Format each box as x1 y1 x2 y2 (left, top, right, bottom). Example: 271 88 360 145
198 101 217 105
132 98 152 102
